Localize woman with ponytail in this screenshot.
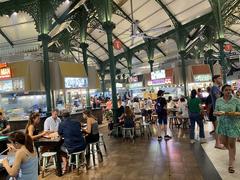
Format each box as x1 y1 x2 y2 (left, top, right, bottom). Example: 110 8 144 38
2 131 38 180
25 112 47 140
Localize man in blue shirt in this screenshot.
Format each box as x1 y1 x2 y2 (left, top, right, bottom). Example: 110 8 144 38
58 110 86 173
210 75 224 149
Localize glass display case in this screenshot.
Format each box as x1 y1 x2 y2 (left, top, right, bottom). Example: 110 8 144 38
0 92 46 121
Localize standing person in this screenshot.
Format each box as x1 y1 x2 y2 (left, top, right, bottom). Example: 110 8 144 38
188 89 206 144
214 84 240 173
0 112 10 134
210 75 224 149
44 109 61 133
58 110 86 173
2 131 38 180
25 112 47 140
155 90 171 141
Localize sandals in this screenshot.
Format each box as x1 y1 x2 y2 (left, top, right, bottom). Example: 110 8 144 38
228 167 235 173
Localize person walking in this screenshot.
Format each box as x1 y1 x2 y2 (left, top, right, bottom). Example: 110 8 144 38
188 89 206 144
214 84 240 173
210 75 224 149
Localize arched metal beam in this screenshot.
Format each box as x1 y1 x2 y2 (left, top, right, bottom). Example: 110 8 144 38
0 28 13 47
155 0 181 27
112 1 166 56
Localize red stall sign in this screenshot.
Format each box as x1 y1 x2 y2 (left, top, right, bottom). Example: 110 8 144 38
0 67 12 79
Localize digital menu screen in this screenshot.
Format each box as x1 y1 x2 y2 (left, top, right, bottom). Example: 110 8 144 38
0 80 13 92
64 77 88 89
151 70 166 80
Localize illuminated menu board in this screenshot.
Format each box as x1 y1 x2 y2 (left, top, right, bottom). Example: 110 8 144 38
151 70 165 80
0 78 24 92
194 74 211 82
64 77 88 89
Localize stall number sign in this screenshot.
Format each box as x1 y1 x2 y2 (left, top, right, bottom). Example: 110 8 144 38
64 77 88 89
0 67 11 79
194 74 211 82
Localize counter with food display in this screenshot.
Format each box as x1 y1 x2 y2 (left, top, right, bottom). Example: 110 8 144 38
7 108 103 131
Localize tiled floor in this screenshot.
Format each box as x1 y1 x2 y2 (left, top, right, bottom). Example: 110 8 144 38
39 123 208 180
202 140 240 180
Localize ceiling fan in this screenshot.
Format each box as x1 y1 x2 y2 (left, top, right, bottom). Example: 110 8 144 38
128 0 172 45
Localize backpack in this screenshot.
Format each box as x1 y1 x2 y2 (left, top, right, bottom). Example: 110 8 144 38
155 98 163 114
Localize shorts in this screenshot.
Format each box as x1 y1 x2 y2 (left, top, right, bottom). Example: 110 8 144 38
60 144 68 153
158 114 167 125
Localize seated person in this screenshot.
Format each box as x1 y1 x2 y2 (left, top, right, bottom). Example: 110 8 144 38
58 110 86 173
124 106 135 128
44 109 61 133
0 112 10 135
82 110 99 144
2 131 38 180
25 112 47 140
177 97 189 124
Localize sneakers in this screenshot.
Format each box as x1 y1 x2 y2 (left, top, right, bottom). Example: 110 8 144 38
158 136 162 141
200 138 207 144
190 139 196 144
164 135 172 140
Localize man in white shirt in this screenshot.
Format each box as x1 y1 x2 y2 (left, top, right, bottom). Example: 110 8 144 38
44 109 61 133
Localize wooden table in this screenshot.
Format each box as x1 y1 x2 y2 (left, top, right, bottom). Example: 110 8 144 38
34 137 63 177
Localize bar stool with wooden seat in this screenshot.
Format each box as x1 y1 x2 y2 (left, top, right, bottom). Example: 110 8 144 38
68 150 87 174
41 152 57 178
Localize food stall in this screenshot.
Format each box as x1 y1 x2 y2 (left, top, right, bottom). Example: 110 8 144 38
146 68 184 98
125 75 145 97
187 64 212 96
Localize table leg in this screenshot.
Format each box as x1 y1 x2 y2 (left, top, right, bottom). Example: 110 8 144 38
55 147 62 176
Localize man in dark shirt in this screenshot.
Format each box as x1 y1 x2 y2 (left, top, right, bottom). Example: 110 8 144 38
58 111 86 172
0 112 10 135
210 75 224 149
155 90 171 141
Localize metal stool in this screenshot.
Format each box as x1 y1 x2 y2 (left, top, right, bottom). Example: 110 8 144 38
99 134 107 155
41 152 57 178
68 150 87 174
141 121 152 139
89 141 103 165
122 127 134 142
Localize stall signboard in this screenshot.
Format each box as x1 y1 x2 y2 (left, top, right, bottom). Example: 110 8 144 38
0 63 12 79
193 74 211 82
151 70 165 80
148 78 173 86
64 77 88 89
116 83 123 88
165 78 173 84
128 76 138 83
126 82 143 89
